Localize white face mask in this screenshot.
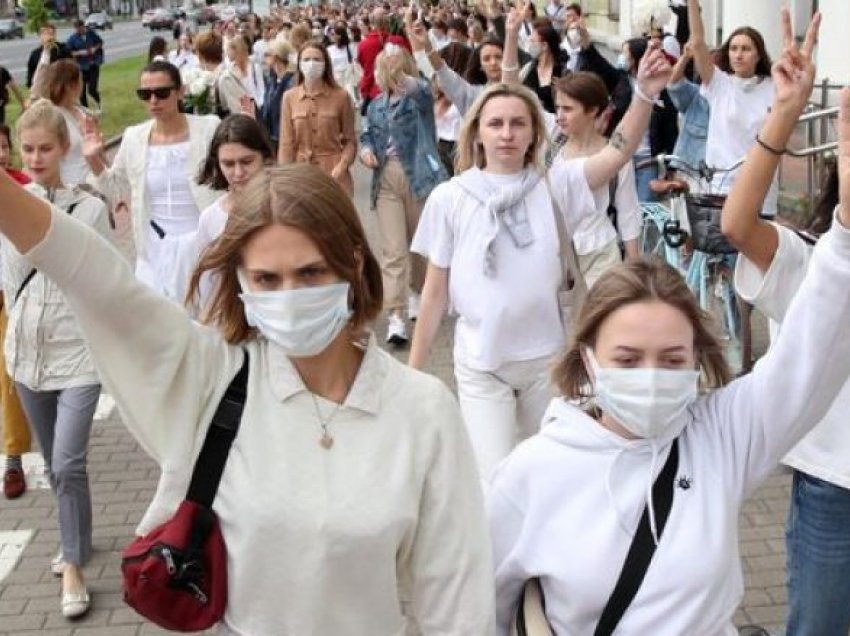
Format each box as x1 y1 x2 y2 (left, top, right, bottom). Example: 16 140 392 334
527 41 543 59
300 59 325 81
586 349 699 439
238 273 352 357
565 27 581 49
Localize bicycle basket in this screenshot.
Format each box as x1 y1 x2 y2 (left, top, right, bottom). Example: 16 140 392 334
684 194 737 254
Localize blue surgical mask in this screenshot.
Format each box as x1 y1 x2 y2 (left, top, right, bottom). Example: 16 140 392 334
615 53 629 71
238 273 353 357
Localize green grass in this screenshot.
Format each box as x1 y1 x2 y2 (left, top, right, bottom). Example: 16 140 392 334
6 53 148 142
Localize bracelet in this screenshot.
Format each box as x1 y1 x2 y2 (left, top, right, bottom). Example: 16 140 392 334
500 63 519 72
633 84 659 106
755 134 786 156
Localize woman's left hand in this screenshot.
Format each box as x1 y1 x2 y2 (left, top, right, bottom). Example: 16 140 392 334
773 8 820 115
635 41 673 98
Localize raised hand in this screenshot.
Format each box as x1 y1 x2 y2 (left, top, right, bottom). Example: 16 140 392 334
504 5 522 36
838 89 850 226
773 8 820 114
636 42 673 98
405 21 431 52
81 115 104 161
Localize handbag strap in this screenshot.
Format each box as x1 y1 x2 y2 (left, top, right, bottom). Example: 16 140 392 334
544 176 587 300
186 351 250 508
594 438 680 636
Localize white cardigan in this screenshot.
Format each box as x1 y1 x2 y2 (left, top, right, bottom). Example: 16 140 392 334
25 207 496 636
489 215 850 635
89 114 221 262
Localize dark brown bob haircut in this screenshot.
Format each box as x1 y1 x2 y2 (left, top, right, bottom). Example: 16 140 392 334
197 114 275 190
555 258 731 400
188 164 383 343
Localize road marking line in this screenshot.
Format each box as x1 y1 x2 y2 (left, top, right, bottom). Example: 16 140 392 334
0 529 33 584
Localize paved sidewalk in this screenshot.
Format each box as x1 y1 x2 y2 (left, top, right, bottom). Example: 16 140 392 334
0 164 792 634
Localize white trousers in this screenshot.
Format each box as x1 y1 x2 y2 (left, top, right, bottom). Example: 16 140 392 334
454 355 555 483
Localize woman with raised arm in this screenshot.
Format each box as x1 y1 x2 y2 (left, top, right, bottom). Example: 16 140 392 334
410 45 672 482
488 13 850 635
0 162 494 634
82 60 220 304
722 13 850 636
688 0 776 214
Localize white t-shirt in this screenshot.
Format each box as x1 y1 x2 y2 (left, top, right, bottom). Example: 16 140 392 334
553 156 641 255
435 103 462 142
735 223 850 490
59 107 91 186
701 69 777 215
411 161 595 371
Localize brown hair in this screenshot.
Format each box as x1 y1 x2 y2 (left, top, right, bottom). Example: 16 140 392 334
553 71 609 117
554 258 731 399
295 42 337 87
719 27 772 78
455 83 548 173
195 31 224 65
41 59 82 106
289 23 312 52
197 115 275 190
188 164 383 342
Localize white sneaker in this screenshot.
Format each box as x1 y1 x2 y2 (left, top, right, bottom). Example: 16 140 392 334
386 313 408 346
51 552 65 576
407 292 420 321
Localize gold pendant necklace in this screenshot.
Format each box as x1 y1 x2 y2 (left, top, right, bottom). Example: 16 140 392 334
310 393 343 450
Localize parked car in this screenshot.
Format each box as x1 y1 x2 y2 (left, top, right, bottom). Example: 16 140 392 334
85 11 113 30
0 19 24 39
141 8 156 27
147 8 175 30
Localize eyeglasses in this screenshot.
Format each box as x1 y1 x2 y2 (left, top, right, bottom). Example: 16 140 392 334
136 86 176 101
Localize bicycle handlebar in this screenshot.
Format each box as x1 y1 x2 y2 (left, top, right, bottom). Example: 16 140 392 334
634 154 745 183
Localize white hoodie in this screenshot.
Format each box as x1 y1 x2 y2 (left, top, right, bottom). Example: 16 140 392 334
489 213 850 635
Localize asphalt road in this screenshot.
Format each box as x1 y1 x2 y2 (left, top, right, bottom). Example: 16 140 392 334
0 19 159 84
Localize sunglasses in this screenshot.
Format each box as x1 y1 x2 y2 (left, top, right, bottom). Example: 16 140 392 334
136 86 177 101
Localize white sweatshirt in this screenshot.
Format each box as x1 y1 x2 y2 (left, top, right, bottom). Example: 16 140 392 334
735 223 850 490
25 207 496 635
489 215 850 635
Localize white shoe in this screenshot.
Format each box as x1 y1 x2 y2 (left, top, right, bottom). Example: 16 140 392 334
407 292 420 321
386 313 408 346
61 589 90 619
51 552 65 576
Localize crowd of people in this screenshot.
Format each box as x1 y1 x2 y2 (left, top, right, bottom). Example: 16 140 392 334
0 1 848 635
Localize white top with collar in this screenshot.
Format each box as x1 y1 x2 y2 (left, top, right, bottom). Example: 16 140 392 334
26 207 495 636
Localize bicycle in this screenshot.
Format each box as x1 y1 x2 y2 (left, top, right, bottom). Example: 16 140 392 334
635 154 752 374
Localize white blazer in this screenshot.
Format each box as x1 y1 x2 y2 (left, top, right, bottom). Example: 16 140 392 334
89 114 221 261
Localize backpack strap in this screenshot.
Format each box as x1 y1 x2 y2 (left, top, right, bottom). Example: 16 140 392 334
186 351 250 508
606 175 619 231
14 202 79 303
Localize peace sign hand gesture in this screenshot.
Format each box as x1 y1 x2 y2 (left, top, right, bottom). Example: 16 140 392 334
773 7 821 116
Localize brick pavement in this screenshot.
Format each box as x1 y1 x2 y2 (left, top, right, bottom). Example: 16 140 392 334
0 163 793 635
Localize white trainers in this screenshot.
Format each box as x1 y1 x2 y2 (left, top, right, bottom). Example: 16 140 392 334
386 313 408 346
407 292 420 321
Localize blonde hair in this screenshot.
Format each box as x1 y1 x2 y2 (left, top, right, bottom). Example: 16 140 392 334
373 48 418 94
554 258 731 400
188 164 384 343
16 99 70 148
455 83 548 173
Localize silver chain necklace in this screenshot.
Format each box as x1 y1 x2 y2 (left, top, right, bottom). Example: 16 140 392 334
310 392 343 450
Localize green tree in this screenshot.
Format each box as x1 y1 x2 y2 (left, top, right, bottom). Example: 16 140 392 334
22 0 50 33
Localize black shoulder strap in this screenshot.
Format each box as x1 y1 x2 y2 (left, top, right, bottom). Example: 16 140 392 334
186 351 250 508
14 202 79 303
594 438 680 636
606 176 619 230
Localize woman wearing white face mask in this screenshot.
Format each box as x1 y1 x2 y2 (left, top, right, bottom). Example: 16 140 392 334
489 19 841 635
0 162 495 634
518 19 569 113
279 42 356 196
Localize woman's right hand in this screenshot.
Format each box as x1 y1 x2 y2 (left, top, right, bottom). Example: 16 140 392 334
505 5 523 36
82 116 104 161
406 22 432 53
360 149 378 169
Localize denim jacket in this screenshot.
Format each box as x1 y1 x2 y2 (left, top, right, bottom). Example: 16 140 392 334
360 77 448 209
667 78 709 171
